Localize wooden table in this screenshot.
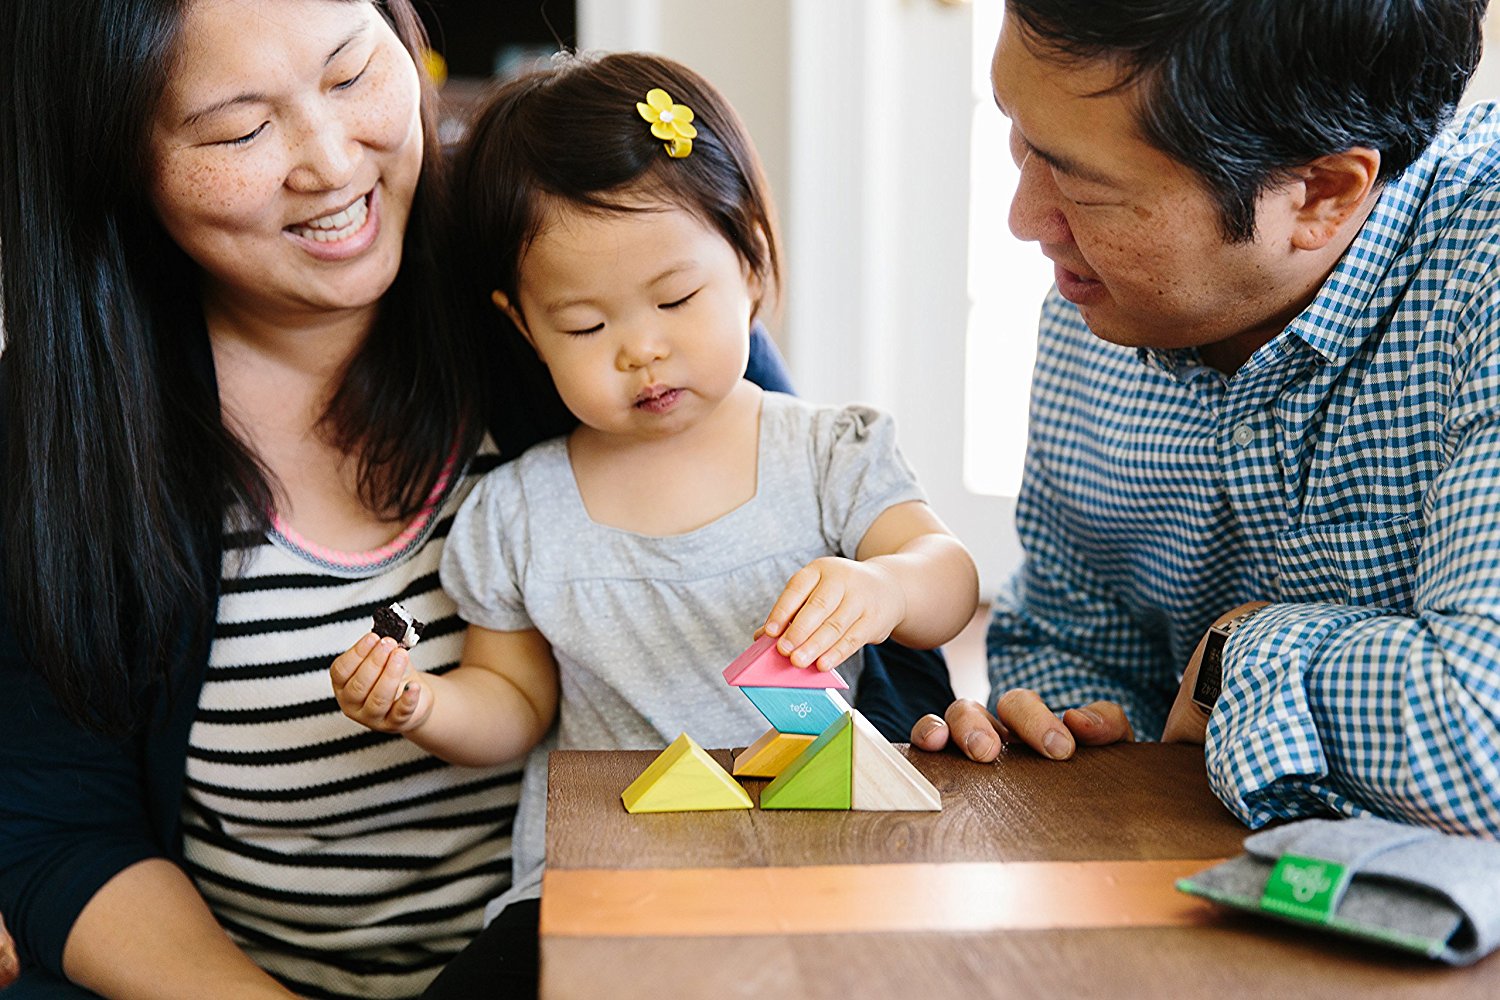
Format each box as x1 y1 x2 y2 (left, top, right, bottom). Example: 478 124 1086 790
539 743 1498 999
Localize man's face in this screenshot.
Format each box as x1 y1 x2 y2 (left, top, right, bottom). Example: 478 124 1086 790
991 14 1315 360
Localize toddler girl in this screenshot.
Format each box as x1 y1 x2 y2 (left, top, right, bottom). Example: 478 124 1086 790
330 51 978 923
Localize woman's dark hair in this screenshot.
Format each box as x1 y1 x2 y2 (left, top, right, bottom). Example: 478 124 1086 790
0 0 476 736
451 51 782 427
1006 0 1489 241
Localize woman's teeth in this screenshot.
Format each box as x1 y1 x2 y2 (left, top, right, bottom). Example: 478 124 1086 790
290 195 368 242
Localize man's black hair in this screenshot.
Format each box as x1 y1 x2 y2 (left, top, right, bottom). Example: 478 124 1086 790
1006 0 1488 241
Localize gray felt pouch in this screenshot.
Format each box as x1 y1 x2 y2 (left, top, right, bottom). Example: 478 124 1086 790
1177 816 1500 964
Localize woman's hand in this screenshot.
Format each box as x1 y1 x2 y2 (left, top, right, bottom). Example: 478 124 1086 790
0 911 18 989
330 633 433 733
762 557 908 672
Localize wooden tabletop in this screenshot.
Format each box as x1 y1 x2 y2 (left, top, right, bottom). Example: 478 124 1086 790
540 743 1499 999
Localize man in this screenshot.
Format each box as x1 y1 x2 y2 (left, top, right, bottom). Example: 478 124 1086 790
913 0 1500 837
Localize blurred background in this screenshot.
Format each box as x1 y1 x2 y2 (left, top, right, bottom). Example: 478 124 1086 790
413 1 1500 599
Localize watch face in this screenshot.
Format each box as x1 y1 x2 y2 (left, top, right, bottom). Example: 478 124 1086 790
1192 635 1226 710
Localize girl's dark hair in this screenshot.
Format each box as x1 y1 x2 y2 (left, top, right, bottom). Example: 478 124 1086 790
1006 0 1489 242
0 0 477 736
451 51 781 425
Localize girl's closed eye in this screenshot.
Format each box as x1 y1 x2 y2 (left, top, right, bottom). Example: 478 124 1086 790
563 321 605 336
660 288 701 310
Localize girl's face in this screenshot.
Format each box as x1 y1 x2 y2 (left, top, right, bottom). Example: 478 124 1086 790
507 199 762 442
148 0 424 325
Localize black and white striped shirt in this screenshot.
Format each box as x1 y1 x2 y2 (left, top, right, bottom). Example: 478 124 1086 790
182 449 521 1000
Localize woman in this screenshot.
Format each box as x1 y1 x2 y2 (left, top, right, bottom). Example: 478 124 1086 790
2 1 671 995
0 1 950 996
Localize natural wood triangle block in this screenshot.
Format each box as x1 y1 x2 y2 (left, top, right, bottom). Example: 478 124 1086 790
721 634 849 690
760 712 853 810
732 728 816 778
621 733 753 813
850 711 941 811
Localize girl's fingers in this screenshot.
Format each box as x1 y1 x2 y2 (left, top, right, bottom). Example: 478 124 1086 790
387 676 424 727
762 566 821 639
364 648 410 717
331 632 380 686
783 594 858 668
340 638 398 711
778 579 847 660
814 621 869 672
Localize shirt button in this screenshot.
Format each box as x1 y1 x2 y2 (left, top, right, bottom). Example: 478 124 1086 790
1232 424 1255 446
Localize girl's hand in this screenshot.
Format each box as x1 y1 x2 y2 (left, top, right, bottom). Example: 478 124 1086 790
762 556 907 671
330 633 433 733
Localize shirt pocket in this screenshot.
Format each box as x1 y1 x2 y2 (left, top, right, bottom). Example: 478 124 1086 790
1275 516 1420 610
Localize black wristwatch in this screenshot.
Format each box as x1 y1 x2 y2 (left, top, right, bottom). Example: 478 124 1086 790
1191 607 1265 712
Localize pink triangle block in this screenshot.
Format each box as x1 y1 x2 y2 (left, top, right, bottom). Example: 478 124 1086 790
721 635 849 690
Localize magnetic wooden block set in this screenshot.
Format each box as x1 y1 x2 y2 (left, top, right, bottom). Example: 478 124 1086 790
622 637 941 814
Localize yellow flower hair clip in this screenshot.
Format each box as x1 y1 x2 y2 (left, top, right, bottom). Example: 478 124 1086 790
636 87 697 159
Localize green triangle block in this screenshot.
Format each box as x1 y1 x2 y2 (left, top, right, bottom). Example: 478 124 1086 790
759 713 853 809
622 733 753 813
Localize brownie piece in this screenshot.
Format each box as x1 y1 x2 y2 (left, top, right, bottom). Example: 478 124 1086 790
371 602 426 649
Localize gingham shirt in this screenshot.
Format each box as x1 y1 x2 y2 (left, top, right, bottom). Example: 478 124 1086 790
988 101 1500 837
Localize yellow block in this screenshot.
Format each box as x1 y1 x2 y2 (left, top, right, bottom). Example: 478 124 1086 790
732 728 817 778
622 733 754 813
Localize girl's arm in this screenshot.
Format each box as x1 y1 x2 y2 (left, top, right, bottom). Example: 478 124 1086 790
64 859 296 999
762 501 979 672
331 625 559 768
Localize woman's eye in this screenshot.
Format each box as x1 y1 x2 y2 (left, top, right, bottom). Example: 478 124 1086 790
220 122 268 147
333 66 368 91
660 289 700 310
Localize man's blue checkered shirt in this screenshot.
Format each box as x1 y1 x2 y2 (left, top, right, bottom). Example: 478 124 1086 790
988 102 1500 837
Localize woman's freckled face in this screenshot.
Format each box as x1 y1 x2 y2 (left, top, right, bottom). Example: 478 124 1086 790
148 0 424 323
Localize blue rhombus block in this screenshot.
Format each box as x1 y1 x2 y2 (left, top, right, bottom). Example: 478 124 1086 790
740 686 850 735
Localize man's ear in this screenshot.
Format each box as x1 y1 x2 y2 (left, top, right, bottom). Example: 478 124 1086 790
1290 147 1381 251
491 289 541 356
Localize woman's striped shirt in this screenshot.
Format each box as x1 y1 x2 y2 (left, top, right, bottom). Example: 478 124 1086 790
181 448 521 1000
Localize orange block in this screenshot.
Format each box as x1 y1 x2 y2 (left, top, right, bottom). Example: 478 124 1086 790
732 728 817 778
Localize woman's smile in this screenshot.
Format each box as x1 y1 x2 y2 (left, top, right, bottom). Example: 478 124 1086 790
285 187 381 261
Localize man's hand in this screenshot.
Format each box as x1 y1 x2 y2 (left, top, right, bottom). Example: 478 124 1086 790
0 911 19 990
1161 601 1269 744
910 690 1135 761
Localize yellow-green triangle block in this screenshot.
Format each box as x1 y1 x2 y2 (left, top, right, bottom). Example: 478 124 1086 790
760 712 853 810
621 733 753 813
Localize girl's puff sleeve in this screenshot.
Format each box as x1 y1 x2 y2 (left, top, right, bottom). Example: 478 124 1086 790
440 465 535 633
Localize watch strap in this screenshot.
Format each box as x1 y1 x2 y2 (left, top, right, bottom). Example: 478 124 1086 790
1192 606 1264 711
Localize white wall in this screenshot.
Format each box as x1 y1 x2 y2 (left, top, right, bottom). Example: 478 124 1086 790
1468 12 1500 102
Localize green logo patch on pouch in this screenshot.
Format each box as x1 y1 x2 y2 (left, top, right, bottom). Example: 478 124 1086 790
1260 854 1351 924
